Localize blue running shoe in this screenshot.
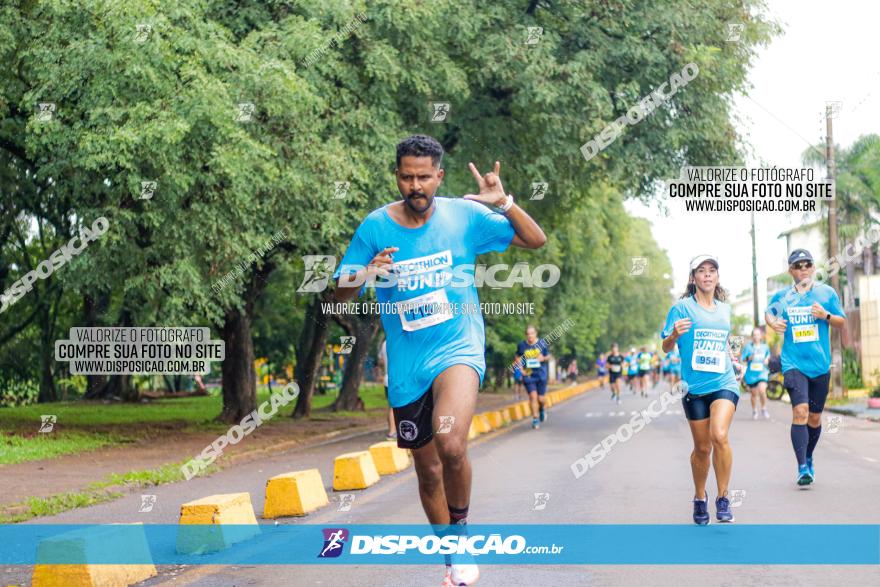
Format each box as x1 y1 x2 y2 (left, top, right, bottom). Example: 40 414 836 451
797 464 813 486
692 498 710 525
715 496 734 523
806 457 815 480
532 418 540 430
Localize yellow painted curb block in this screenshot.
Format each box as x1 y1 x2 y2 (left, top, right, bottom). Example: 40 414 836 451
177 493 260 554
517 401 530 416
473 414 492 434
369 441 411 475
508 403 524 420
333 450 380 490
544 395 553 408
32 523 156 587
263 469 329 519
486 411 504 429
468 419 480 439
500 409 511 425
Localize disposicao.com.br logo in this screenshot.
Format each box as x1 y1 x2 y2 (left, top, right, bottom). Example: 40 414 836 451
317 528 563 558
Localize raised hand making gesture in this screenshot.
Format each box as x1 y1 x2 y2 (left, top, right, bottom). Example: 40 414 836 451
463 161 508 208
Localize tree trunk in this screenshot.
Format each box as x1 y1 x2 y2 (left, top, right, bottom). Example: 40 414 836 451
37 291 57 403
218 305 258 423
82 293 109 399
216 262 273 423
292 292 332 419
107 375 136 401
332 312 379 412
110 305 139 402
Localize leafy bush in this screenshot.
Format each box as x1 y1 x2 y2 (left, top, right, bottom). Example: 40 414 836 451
0 378 39 407
843 348 863 389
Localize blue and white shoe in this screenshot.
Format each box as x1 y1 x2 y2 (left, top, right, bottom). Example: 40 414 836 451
532 418 540 430
806 456 815 480
797 464 814 486
692 498 710 525
715 496 734 523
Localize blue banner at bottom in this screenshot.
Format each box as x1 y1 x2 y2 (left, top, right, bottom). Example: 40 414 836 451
1 524 878 565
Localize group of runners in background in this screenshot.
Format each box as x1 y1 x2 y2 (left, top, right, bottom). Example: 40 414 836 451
596 345 682 402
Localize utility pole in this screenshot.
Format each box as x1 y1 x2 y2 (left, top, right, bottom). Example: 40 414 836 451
826 103 844 398
750 210 759 327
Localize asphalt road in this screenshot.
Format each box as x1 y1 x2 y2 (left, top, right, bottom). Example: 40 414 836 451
5 380 880 586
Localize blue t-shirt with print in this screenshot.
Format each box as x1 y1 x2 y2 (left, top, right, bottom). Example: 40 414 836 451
627 354 639 375
517 340 549 381
741 342 770 385
334 197 515 407
661 295 739 396
765 283 844 378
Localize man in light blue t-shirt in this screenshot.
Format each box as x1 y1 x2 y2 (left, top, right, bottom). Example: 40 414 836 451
334 135 546 586
765 248 846 486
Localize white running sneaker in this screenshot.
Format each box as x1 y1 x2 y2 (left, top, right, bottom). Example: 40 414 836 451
762 408 770 419
448 563 480 586
752 410 758 420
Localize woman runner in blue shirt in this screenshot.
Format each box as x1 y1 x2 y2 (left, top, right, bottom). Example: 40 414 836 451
741 326 771 420
661 255 743 525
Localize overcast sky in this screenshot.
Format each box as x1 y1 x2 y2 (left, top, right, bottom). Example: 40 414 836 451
626 0 880 303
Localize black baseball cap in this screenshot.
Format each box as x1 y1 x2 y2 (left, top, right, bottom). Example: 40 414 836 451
788 249 814 266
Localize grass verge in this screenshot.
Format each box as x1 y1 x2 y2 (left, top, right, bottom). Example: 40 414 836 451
0 461 218 524
0 384 389 465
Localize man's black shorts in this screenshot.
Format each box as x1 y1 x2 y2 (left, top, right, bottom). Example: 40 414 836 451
609 372 621 383
392 387 434 449
783 369 831 413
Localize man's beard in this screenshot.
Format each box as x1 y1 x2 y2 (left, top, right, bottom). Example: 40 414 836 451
403 191 433 214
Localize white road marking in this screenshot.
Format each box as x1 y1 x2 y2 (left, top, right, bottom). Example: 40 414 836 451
864 457 878 463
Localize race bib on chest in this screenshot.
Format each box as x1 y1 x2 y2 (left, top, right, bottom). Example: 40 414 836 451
749 362 764 371
397 289 454 332
792 324 819 343
526 358 541 369
610 364 621 373
691 328 727 373
788 306 819 343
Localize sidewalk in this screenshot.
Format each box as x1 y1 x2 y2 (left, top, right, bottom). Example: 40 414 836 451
827 402 880 423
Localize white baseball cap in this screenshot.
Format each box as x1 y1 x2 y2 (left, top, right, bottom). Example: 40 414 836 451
689 254 719 271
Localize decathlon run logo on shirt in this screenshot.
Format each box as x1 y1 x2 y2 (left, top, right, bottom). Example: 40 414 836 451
692 329 727 373
393 250 452 291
